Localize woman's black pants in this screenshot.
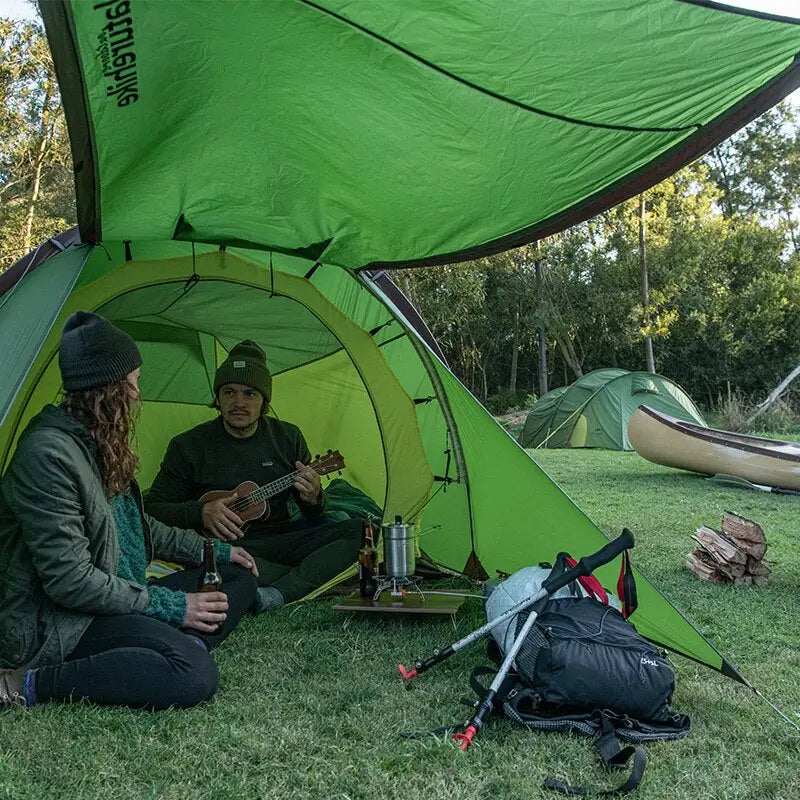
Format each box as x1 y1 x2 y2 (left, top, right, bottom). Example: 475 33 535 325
33 563 257 709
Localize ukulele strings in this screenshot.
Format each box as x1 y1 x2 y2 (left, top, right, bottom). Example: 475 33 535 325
227 456 337 514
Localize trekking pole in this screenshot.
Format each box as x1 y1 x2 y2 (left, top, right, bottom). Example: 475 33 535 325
398 586 550 680
452 528 635 751
398 528 635 680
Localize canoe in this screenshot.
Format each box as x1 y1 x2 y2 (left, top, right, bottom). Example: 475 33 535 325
628 405 800 491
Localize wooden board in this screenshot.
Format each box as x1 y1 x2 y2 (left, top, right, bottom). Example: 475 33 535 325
332 590 466 615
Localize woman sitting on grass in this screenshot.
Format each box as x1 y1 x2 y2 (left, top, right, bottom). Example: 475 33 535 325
0 311 258 709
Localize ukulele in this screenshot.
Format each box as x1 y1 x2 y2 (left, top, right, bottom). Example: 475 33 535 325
198 450 345 530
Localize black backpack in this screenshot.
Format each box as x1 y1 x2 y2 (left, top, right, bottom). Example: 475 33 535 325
473 566 690 795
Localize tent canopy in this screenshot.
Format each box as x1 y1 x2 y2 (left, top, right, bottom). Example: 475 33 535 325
521 368 707 450
41 0 800 269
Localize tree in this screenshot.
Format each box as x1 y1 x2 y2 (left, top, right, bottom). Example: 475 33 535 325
706 102 799 255
0 17 75 272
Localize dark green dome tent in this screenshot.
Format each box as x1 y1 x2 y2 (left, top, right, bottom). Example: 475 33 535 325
3 0 800 685
520 368 707 450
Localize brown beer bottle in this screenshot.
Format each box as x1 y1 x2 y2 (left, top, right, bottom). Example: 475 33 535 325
358 520 378 599
198 539 223 633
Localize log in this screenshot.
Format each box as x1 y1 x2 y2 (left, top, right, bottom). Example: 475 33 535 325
721 512 767 559
687 513 770 584
722 511 765 543
686 549 724 582
733 539 766 560
693 526 746 565
746 556 771 577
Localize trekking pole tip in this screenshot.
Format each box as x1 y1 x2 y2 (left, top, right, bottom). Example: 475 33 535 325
398 664 418 680
452 725 478 750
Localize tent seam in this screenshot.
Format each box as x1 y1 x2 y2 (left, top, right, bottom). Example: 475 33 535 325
362 58 800 271
297 0 700 134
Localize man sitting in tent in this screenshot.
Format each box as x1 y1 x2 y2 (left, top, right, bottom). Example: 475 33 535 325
144 341 363 612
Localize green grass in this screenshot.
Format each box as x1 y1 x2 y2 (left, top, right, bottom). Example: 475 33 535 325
2 451 800 799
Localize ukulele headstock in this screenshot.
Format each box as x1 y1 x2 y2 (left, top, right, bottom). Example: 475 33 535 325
311 449 345 476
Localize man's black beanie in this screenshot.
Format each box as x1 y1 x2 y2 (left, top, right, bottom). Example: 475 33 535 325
214 340 272 402
59 311 142 391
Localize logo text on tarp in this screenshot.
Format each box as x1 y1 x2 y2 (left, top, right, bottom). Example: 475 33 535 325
93 0 139 108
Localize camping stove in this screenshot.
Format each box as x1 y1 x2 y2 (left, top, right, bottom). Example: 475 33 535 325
371 574 424 600
375 516 422 598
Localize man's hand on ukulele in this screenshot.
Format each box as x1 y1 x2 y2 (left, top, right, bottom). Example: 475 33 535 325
202 493 244 541
183 591 227 633
293 461 321 504
230 546 259 577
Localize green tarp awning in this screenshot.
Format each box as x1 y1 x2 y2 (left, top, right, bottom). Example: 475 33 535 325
42 0 800 268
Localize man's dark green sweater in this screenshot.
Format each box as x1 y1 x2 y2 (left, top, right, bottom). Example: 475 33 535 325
144 416 326 540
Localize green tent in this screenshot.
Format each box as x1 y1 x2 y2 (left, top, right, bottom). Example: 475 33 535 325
0 235 744 687
4 0 800 684
520 368 707 450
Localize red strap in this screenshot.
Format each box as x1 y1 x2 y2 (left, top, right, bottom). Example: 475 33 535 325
564 556 609 605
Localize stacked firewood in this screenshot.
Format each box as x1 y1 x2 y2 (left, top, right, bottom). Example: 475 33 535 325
686 511 770 586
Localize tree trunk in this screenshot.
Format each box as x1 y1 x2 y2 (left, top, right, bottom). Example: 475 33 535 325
401 273 414 304
535 257 548 397
782 206 799 257
21 78 53 255
537 329 548 396
639 194 655 373
478 361 488 400
556 335 582 380
509 306 519 396
712 148 735 218
566 335 582 378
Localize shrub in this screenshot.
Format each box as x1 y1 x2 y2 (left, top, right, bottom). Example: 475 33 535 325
749 398 799 434
708 390 800 435
708 389 749 431
485 387 524 415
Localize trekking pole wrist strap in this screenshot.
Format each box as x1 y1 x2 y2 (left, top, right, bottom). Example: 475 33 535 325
542 529 634 595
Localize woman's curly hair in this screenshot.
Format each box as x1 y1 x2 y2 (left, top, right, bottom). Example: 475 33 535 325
61 377 140 497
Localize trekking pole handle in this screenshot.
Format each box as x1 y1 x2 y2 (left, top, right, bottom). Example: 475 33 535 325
541 528 635 595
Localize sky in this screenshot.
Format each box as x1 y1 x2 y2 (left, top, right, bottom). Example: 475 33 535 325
2 0 799 21
0 0 33 19
1 0 797 25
